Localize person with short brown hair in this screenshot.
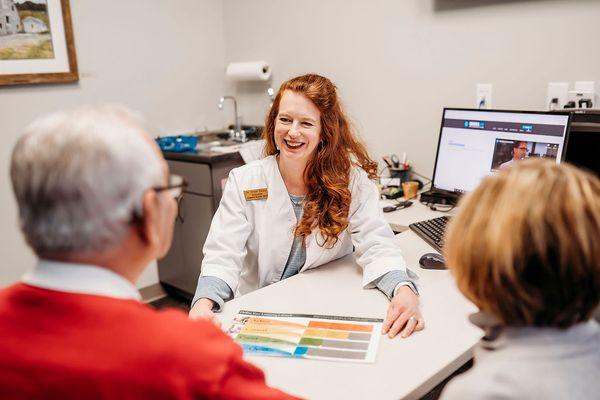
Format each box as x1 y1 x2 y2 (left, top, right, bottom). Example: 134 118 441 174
441 159 600 400
499 140 528 170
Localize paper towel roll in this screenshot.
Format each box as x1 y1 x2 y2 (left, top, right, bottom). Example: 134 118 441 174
226 61 271 82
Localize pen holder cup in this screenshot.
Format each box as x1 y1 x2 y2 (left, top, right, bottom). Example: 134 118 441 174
389 167 411 183
401 181 419 200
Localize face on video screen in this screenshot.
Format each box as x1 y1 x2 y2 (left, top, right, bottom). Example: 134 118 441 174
491 140 558 171
513 142 528 160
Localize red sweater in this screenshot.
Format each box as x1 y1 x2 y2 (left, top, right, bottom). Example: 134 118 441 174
0 283 297 400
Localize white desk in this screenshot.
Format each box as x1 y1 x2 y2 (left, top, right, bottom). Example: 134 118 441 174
219 200 482 400
381 198 456 233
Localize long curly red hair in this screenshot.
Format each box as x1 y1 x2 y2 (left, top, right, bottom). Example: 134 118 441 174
263 74 378 248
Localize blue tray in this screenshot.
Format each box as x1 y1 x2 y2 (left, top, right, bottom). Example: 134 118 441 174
155 135 198 153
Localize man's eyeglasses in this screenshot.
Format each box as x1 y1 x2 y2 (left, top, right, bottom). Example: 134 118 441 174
153 174 188 200
130 175 188 225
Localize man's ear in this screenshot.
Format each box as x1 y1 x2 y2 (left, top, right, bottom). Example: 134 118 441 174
138 190 160 249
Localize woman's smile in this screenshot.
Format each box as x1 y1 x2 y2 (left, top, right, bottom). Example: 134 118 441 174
283 138 306 150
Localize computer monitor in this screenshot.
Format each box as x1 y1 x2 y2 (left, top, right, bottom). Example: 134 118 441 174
431 108 571 194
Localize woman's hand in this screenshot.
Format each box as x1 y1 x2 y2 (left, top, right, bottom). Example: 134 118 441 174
382 286 425 339
189 298 222 328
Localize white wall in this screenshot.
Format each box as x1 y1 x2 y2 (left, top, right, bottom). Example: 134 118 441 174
2 0 600 289
223 0 600 177
0 0 227 288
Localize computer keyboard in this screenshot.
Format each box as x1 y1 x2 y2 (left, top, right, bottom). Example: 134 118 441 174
409 216 451 253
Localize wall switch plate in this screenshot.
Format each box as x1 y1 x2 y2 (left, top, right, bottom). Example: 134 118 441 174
546 82 569 110
476 83 492 109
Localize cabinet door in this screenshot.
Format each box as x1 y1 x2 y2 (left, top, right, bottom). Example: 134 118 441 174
157 193 213 298
168 160 212 196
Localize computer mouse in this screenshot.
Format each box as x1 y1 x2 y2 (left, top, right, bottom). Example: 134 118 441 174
419 253 446 270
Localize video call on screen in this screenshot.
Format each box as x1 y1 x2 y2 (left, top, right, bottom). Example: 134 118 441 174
433 110 569 193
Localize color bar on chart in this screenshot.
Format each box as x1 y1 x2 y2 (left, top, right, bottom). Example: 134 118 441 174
308 321 374 332
294 346 367 360
303 328 372 341
299 337 369 350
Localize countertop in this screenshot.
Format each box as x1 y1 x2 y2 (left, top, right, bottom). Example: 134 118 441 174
162 150 244 164
161 125 263 165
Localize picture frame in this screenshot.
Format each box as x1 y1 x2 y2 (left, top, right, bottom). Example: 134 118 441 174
0 0 78 86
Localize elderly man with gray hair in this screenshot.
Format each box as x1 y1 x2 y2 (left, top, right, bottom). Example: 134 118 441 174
0 106 295 400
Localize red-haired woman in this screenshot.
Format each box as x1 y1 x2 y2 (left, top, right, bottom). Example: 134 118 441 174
190 74 423 338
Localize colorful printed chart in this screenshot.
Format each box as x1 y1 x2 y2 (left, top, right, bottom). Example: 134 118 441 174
227 310 383 363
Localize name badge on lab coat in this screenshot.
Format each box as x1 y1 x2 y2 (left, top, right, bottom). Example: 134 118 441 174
244 188 268 201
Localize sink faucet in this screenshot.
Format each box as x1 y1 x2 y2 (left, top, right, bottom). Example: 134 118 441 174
218 96 246 142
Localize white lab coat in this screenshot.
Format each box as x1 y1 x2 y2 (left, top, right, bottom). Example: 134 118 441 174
200 155 407 297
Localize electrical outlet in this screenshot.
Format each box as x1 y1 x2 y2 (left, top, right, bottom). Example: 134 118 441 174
568 81 596 109
546 82 568 110
476 84 492 109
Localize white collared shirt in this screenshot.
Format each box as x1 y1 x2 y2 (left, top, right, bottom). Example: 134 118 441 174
22 259 141 301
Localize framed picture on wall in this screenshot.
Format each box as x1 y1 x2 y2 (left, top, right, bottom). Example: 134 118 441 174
0 0 78 86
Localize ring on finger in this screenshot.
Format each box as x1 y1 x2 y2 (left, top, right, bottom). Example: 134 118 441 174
409 316 418 323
